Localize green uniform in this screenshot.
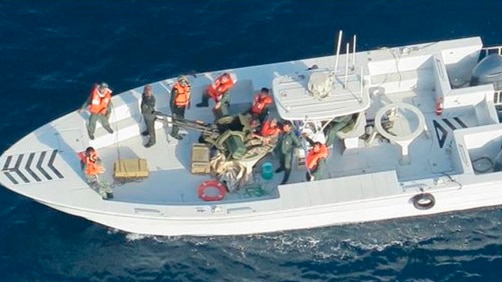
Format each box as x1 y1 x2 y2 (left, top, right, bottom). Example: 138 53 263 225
325 114 353 147
277 130 302 184
141 93 156 146
306 159 327 181
197 90 231 118
311 160 326 180
216 92 231 118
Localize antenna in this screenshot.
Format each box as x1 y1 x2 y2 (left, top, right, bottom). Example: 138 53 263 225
360 66 364 102
352 35 357 70
334 30 343 74
344 42 349 88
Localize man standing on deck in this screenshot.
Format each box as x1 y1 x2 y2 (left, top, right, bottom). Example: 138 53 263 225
275 120 302 185
79 82 114 140
141 84 157 148
169 75 191 140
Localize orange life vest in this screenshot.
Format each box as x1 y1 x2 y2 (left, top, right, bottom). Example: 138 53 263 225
306 144 328 171
89 85 112 115
173 82 191 106
261 120 282 137
251 93 273 115
78 151 104 176
206 73 235 102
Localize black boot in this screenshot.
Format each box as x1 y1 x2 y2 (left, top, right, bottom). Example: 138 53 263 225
104 126 114 134
144 141 155 148
196 95 209 107
280 170 291 185
170 133 182 140
141 130 149 136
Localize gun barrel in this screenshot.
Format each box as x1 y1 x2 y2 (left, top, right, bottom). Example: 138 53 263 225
155 112 219 135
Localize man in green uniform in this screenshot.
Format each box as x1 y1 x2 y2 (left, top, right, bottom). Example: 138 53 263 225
275 120 302 185
140 84 157 148
324 114 353 147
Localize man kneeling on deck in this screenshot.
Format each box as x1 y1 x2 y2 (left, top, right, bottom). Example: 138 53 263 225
78 146 113 199
304 134 329 181
79 146 105 183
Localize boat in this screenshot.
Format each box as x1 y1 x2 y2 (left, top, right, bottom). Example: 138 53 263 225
3 34 502 236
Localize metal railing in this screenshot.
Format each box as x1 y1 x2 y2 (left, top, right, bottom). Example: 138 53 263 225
482 46 502 57
494 90 502 106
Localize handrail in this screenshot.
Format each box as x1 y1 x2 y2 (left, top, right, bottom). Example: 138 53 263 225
482 46 502 56
494 90 502 106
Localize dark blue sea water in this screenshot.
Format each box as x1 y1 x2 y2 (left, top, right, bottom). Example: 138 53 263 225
2 0 502 281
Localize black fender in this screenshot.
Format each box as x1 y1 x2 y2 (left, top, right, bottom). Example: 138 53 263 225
411 193 435 210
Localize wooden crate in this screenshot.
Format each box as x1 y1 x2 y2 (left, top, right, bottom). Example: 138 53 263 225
114 158 149 179
191 143 211 174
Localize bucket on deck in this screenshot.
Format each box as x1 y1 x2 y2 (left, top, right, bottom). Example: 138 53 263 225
261 162 274 180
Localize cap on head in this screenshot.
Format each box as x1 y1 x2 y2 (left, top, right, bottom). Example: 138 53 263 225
178 75 189 85
97 82 108 97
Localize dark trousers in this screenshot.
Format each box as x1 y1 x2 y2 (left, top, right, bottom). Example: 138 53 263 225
250 109 269 124
171 106 186 136
143 113 156 143
279 152 293 184
201 93 230 118
87 112 111 136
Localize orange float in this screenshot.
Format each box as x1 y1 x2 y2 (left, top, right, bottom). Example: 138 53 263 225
198 180 227 201
435 97 443 116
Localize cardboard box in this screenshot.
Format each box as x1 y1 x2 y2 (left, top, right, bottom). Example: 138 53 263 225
191 143 211 174
114 158 149 179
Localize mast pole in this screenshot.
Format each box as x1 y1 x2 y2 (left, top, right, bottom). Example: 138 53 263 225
344 42 349 88
352 35 357 70
334 30 343 74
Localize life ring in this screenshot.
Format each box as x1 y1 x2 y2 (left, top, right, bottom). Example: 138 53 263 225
411 193 435 210
198 180 227 201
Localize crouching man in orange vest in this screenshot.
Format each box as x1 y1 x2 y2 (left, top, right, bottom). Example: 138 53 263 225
79 82 114 140
249 87 273 123
78 146 113 199
78 146 104 181
304 136 329 181
196 72 236 118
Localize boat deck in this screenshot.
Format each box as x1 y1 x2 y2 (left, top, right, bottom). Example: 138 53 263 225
92 85 479 206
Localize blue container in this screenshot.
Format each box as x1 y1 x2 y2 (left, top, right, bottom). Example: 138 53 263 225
261 162 274 180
